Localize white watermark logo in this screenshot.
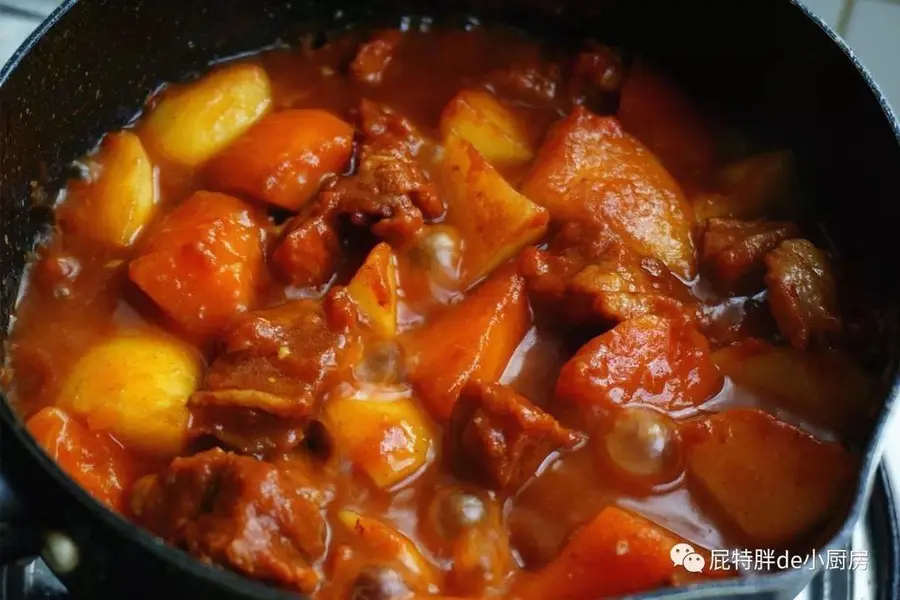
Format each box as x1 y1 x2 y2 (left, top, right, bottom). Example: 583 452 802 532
670 543 869 573
669 543 706 573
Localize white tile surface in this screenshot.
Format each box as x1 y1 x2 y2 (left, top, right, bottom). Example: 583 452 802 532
844 1 900 115
0 12 41 64
799 0 846 27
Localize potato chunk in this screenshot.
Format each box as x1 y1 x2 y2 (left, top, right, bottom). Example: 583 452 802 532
335 510 438 592
57 331 202 456
618 61 716 180
712 340 873 436
206 109 353 210
401 268 531 420
522 108 696 279
682 408 857 548
556 315 721 414
62 131 156 248
442 133 549 284
347 243 399 339
323 385 435 488
440 89 534 169
27 407 137 511
143 63 272 166
129 191 264 335
518 507 685 600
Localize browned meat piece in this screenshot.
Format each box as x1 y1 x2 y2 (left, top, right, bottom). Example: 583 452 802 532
764 239 842 349
520 222 691 325
188 405 307 458
449 381 584 492
190 289 358 418
130 448 326 593
270 101 443 287
334 145 433 245
346 101 443 225
358 98 427 159
569 42 625 108
694 295 777 348
484 60 564 108
271 196 342 288
351 31 404 85
702 218 798 293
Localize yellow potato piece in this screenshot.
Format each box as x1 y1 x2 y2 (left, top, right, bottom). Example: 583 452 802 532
337 510 436 586
323 386 434 489
58 331 202 456
442 133 549 285
66 131 156 247
347 242 398 338
683 408 856 549
143 63 272 166
440 89 534 169
712 341 873 437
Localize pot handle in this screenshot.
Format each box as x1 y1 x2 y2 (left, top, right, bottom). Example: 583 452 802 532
0 467 42 564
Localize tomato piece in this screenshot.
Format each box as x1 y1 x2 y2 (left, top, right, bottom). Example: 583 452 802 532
129 191 264 335
26 407 135 511
556 315 722 414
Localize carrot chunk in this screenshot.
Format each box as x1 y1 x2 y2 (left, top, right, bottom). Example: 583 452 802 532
401 269 531 420
206 109 353 210
129 191 264 334
27 407 136 511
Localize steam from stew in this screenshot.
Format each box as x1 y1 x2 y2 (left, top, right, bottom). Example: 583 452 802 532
2 23 882 600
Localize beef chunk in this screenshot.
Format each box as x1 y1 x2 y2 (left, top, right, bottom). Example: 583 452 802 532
270 199 342 288
190 290 357 418
358 99 429 160
568 42 625 109
188 405 307 458
449 381 583 492
130 448 327 592
484 60 564 108
764 239 841 349
337 100 443 238
351 31 404 86
271 101 442 287
702 218 798 294
520 222 690 325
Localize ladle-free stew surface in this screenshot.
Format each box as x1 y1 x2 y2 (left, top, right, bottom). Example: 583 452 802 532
3 25 880 599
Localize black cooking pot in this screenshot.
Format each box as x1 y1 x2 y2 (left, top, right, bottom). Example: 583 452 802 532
2 0 900 598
